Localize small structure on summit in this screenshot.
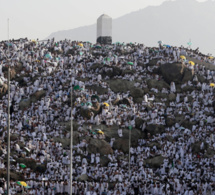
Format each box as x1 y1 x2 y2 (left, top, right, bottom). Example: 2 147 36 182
97 14 112 45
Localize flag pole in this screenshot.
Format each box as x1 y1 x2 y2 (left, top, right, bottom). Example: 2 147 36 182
7 18 11 195
70 85 73 195
128 125 131 179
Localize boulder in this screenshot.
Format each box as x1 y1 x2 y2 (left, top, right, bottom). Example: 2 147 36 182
77 174 88 181
133 97 144 103
118 98 131 107
108 79 135 93
19 99 31 110
145 124 165 136
181 120 195 130
154 92 168 101
168 94 176 101
91 102 101 115
112 98 120 105
145 155 164 168
87 138 113 155
182 86 195 92
100 156 110 166
205 148 215 158
101 66 122 78
191 142 208 154
30 90 46 102
16 158 37 171
147 142 161 150
54 131 80 148
113 138 129 153
35 164 46 173
130 88 144 98
79 108 92 119
10 134 19 141
147 79 169 91
0 83 8 98
165 117 176 127
65 121 79 132
182 68 194 82
3 67 16 80
121 69 136 76
0 170 24 181
197 75 206 83
112 128 141 153
85 85 108 95
15 76 27 87
147 59 158 66
160 63 194 84
135 118 144 130
175 114 185 123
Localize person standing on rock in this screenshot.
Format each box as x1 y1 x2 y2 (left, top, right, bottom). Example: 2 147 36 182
170 82 176 93
118 128 123 137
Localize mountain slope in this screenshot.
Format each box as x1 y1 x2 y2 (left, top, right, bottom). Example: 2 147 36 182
47 0 215 54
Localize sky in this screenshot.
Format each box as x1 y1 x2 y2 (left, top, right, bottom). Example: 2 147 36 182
0 0 208 42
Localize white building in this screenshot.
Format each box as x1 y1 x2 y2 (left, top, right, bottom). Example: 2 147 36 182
97 14 112 45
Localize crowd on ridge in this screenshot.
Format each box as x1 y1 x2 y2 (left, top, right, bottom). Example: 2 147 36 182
0 38 215 194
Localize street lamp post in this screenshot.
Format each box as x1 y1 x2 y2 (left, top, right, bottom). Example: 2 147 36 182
0 51 17 195
70 84 73 195
128 124 131 179
7 59 10 195
0 19 17 195
0 49 13 195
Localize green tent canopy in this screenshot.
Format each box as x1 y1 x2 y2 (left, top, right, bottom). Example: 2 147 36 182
91 95 100 102
19 164 26 168
105 57 111 62
95 45 102 49
73 85 80 90
127 62 134 65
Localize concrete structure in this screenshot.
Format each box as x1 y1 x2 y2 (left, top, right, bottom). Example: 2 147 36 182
97 14 112 45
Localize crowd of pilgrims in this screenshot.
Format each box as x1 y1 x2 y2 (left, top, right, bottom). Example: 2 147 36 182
0 38 215 194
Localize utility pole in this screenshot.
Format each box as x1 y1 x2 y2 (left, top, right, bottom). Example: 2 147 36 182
7 18 10 195
128 124 131 179
70 85 73 195
0 19 16 195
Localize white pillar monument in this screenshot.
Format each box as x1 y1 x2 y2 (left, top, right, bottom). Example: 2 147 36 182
97 14 112 45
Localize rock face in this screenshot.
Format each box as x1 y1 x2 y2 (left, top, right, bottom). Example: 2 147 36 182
80 108 92 119
16 158 37 171
19 99 31 110
91 101 101 115
0 83 8 98
130 88 144 98
165 117 176 127
87 138 113 155
77 174 88 181
30 90 46 102
108 79 135 93
79 102 101 119
168 93 176 101
91 64 122 78
145 155 164 168
147 79 169 91
145 124 165 136
135 118 144 130
113 138 129 153
19 90 46 110
85 85 108 95
0 170 24 181
160 63 194 84
112 129 141 153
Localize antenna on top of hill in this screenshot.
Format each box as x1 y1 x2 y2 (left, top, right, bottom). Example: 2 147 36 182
187 38 192 49
7 19 9 41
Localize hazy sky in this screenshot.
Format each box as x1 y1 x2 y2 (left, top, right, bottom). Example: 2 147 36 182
0 0 207 41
